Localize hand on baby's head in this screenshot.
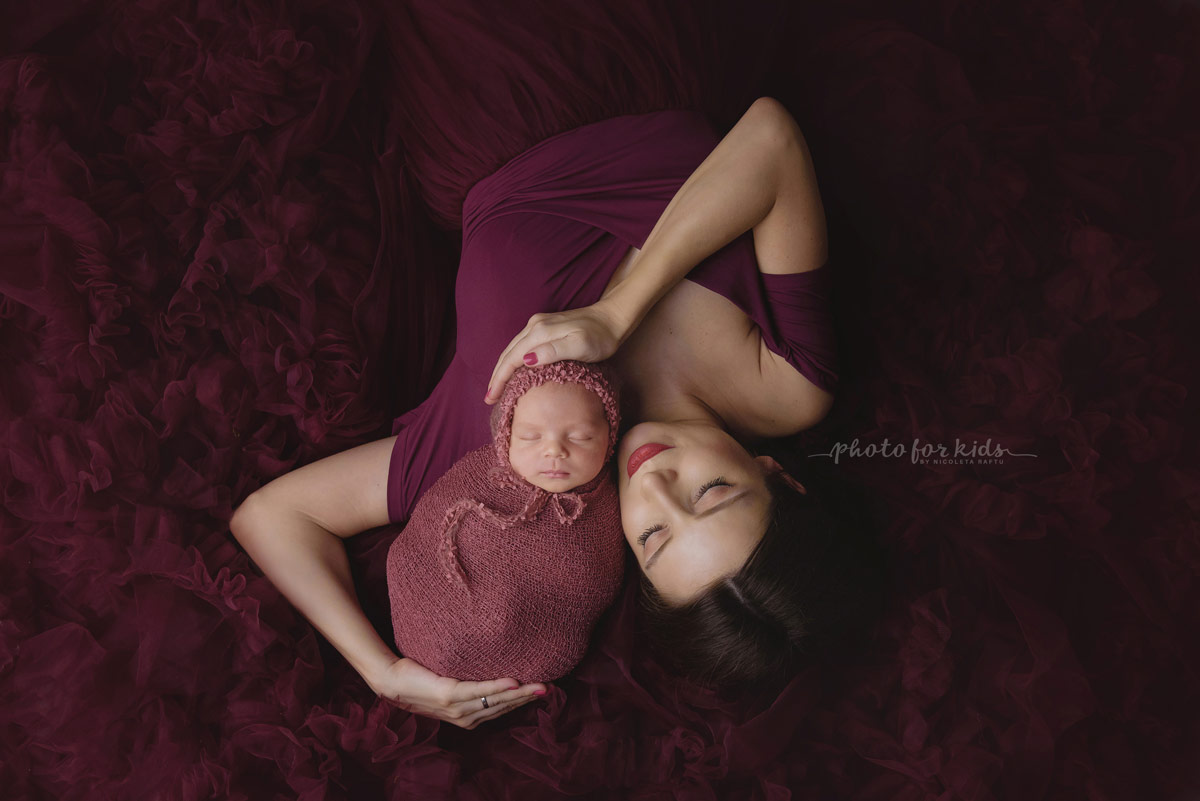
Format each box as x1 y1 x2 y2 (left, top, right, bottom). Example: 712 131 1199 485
507 382 611 491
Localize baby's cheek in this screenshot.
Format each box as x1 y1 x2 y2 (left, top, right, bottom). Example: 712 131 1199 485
580 448 609 483
508 445 536 481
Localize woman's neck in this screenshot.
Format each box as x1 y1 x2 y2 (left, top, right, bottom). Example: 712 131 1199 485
611 345 725 430
609 264 769 436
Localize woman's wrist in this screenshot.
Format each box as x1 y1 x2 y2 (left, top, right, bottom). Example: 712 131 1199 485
359 651 404 694
592 292 641 347
597 262 672 341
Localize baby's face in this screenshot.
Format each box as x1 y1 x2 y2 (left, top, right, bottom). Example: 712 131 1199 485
508 382 610 492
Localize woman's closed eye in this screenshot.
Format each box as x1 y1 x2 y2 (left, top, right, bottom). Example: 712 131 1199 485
637 523 663 547
694 476 729 502
637 477 731 546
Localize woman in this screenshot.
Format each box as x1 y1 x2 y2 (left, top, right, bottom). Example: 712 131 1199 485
231 97 862 729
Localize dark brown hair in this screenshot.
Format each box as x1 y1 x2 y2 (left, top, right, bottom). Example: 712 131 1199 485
638 456 889 693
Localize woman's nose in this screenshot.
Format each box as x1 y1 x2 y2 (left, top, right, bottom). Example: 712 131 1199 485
640 468 680 507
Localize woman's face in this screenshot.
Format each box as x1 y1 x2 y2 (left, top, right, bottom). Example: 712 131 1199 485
617 420 776 604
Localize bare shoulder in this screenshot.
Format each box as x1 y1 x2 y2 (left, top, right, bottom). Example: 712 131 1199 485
703 338 833 440
632 280 832 439
751 345 835 435
706 332 834 439
233 435 396 540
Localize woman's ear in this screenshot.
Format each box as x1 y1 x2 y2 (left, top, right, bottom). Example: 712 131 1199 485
753 455 807 495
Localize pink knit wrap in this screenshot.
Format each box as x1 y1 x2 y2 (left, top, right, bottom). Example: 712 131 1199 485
385 361 625 683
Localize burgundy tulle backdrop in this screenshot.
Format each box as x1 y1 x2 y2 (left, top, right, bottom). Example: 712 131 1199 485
2 1 1198 799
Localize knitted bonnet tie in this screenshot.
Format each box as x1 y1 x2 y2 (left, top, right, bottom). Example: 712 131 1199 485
439 360 621 589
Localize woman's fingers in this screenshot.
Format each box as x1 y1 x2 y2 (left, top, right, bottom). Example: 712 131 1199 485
522 340 562 369
460 694 540 730
451 683 541 717
485 324 536 404
445 679 547 729
485 326 565 404
485 345 531 404
453 677 524 702
484 304 623 404
373 661 549 728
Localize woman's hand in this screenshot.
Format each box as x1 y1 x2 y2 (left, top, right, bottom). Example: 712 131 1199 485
484 299 631 404
369 656 547 729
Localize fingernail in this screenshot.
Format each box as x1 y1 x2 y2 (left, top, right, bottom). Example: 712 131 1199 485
533 689 546 696
484 391 490 402
523 353 537 365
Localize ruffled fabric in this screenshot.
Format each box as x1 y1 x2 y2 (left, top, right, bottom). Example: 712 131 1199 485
376 0 788 228
2 0 1198 800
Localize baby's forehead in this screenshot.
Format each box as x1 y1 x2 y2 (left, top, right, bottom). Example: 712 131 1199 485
512 382 607 423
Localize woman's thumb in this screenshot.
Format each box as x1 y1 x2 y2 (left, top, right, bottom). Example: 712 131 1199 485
521 340 561 368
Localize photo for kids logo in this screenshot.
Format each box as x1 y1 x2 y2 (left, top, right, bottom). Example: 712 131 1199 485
810 437 1038 465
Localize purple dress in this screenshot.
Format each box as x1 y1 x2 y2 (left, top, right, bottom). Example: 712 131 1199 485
387 110 837 524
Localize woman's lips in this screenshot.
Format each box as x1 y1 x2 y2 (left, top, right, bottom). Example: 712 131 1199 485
627 443 673 478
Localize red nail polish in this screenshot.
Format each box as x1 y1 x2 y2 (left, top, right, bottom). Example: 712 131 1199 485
523 353 537 365
533 689 546 696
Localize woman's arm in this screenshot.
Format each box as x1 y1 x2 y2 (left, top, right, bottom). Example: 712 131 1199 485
230 437 402 687
599 96 827 332
485 96 827 402
229 435 545 728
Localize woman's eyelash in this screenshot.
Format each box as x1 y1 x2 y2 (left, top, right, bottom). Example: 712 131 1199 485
694 476 729 502
637 524 663 547
638 478 730 548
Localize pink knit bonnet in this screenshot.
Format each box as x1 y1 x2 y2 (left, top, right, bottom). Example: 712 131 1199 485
488 359 622 484
385 361 625 683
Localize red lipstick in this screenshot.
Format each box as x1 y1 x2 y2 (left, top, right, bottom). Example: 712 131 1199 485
627 443 673 478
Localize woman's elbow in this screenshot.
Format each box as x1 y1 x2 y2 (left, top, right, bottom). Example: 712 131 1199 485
230 490 270 543
745 97 806 153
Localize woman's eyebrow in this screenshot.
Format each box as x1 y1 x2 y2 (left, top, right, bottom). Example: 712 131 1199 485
645 491 751 571
696 489 750 519
645 535 673 571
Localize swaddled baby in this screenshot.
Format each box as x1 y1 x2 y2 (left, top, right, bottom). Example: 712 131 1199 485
385 361 624 683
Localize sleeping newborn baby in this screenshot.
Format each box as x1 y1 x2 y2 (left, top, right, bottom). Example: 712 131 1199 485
385 361 624 683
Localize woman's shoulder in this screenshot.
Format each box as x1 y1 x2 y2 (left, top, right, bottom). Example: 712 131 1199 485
747 346 835 436
699 331 834 439
620 278 833 439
